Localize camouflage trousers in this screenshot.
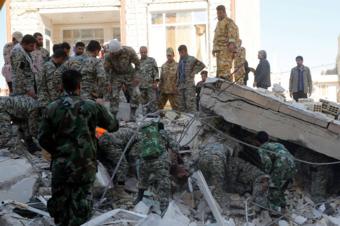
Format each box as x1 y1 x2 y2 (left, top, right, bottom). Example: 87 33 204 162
158 93 179 111
178 86 196 113
198 154 269 208
105 80 140 115
0 112 13 147
140 87 157 113
138 152 171 211
216 49 233 80
0 95 40 139
234 64 246 85
97 134 129 183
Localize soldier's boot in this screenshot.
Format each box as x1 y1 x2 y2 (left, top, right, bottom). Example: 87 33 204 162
133 189 146 205
113 184 131 200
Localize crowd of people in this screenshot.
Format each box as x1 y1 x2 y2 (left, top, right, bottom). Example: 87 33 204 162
0 4 306 226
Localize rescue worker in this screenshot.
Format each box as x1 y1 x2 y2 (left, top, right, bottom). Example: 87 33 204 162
158 48 179 110
233 42 246 85
104 39 140 116
138 46 159 112
80 40 106 99
2 31 23 93
39 70 118 226
196 70 208 110
213 5 240 80
31 32 50 75
255 131 297 211
177 45 205 113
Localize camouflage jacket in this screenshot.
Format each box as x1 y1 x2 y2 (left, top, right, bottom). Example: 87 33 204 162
213 17 240 51
104 46 140 83
258 142 296 175
39 93 118 184
10 45 36 95
98 127 135 153
80 55 106 99
53 58 84 98
2 42 15 82
177 55 205 88
159 60 178 94
37 60 61 107
31 47 50 74
138 57 159 88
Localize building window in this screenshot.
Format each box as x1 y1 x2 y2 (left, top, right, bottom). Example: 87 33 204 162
62 28 104 46
113 27 121 41
149 10 208 65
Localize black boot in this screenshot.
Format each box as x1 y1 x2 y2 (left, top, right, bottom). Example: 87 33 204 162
133 189 145 205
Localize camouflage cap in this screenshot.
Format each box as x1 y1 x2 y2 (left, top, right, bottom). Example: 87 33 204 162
166 47 174 56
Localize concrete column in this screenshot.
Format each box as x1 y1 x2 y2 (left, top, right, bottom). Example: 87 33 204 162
6 0 11 42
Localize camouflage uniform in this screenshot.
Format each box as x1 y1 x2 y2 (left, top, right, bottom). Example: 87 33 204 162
53 58 84 99
97 128 134 183
197 143 269 207
233 47 246 85
213 17 240 80
258 142 297 208
177 55 205 112
2 43 15 91
37 60 62 107
81 55 106 99
137 128 176 212
0 112 13 147
159 60 179 110
38 93 118 226
138 57 158 112
104 47 140 114
31 47 50 74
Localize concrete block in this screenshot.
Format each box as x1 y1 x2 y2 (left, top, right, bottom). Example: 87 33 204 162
328 121 340 134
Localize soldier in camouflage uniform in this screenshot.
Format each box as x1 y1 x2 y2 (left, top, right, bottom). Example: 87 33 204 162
39 70 118 226
37 49 67 107
80 40 106 99
2 31 23 93
10 35 41 152
255 131 297 210
138 46 159 112
233 44 246 85
31 32 50 75
177 45 205 113
104 39 140 115
159 48 179 110
213 5 240 80
134 121 178 213
196 142 270 208
96 127 132 199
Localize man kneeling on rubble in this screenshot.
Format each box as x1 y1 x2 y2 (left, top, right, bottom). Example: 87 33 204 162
255 131 297 211
39 70 118 226
196 142 270 209
133 120 178 214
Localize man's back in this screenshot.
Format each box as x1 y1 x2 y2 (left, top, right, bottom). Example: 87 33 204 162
104 46 140 75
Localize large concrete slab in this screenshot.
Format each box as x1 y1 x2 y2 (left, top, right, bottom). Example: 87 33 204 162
200 84 340 160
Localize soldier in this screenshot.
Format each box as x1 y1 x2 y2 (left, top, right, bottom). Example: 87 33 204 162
104 39 140 116
61 42 71 58
80 40 106 99
196 142 270 208
37 49 67 107
74 41 85 56
255 131 297 211
213 5 240 80
31 32 50 75
138 46 159 112
177 45 205 113
2 31 23 93
159 48 179 110
10 34 40 152
39 70 118 226
96 127 133 200
233 42 246 85
196 70 208 110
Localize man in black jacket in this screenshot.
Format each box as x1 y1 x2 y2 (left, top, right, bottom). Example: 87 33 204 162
254 50 271 89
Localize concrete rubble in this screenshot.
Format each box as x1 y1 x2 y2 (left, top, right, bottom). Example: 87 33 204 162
1 83 340 226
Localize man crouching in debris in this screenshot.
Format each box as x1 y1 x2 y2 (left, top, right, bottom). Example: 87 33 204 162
196 142 270 209
255 131 297 211
133 120 175 215
38 70 118 226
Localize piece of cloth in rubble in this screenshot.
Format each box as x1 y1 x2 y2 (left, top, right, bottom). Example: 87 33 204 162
258 142 297 208
38 93 118 226
196 142 269 208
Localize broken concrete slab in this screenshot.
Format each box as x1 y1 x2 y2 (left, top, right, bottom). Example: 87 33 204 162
163 201 190 225
328 120 340 134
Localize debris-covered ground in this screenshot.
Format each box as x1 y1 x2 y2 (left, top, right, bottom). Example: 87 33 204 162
1 109 340 226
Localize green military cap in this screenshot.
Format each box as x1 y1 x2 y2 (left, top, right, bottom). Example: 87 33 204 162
166 48 174 56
